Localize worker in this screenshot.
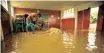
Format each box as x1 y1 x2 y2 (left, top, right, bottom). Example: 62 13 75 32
26 13 38 34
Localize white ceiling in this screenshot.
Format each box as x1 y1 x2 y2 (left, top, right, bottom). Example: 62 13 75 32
10 1 89 10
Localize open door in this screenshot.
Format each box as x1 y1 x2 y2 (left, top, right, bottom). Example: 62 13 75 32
40 13 49 30
89 7 99 33
96 4 104 31
77 8 90 30
77 11 84 30
83 8 90 30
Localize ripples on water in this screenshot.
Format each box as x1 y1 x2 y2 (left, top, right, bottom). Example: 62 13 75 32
86 33 97 51
62 31 76 53
10 30 104 53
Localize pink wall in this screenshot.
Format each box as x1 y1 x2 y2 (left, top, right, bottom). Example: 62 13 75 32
13 7 61 28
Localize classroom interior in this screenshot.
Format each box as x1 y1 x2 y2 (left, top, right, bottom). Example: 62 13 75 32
1 1 104 53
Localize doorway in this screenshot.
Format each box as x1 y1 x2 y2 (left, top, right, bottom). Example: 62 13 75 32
40 13 49 30
89 7 99 33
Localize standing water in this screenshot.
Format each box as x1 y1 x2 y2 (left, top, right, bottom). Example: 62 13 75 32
10 28 104 53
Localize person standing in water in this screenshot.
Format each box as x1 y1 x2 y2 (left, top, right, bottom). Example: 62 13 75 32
26 13 38 34
37 10 41 18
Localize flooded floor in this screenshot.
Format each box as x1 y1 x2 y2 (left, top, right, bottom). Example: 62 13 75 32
9 28 104 53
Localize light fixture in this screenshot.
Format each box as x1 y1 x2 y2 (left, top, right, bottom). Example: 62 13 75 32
50 15 54 18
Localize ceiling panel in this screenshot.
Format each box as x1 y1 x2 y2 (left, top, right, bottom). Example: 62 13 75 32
10 1 89 10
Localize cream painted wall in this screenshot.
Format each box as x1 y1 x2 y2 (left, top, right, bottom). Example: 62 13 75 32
61 1 103 19
0 4 4 41
0 22 4 41
8 1 14 31
61 1 103 32
0 12 4 53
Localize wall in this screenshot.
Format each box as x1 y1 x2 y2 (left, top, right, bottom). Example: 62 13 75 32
1 0 8 11
7 1 14 32
62 18 75 30
1 5 13 53
96 4 104 31
61 1 103 31
0 6 4 41
74 1 103 30
13 7 61 28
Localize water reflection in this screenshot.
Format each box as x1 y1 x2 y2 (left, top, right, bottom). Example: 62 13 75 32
9 30 104 53
86 32 97 51
62 31 76 53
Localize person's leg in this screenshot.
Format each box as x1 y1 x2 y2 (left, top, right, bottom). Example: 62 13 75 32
30 23 35 34
26 27 28 32
26 22 29 32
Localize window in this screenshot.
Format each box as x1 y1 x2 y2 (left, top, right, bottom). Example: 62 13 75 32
63 8 74 18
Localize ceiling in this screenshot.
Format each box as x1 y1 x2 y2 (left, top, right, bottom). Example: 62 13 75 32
10 1 89 10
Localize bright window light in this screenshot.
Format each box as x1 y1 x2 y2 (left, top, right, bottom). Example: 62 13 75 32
63 8 74 19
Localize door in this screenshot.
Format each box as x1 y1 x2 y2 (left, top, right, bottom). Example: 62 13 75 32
77 8 90 30
96 4 104 31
